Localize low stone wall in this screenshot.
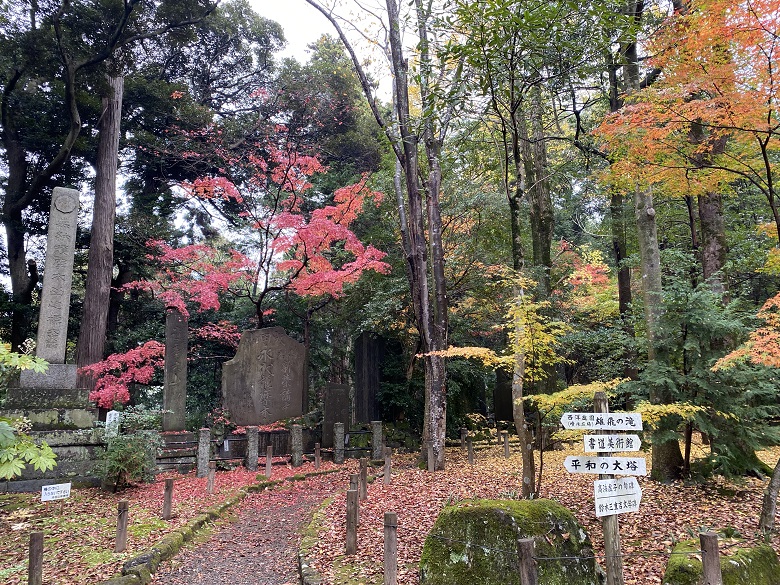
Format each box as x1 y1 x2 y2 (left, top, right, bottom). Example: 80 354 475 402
0 428 104 493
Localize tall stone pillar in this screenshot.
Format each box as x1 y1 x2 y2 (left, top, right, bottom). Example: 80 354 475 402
162 308 188 431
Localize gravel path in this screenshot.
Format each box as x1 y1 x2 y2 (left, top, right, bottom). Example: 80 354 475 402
151 475 343 585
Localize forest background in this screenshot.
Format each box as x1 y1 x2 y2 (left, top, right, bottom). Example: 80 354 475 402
1 0 780 487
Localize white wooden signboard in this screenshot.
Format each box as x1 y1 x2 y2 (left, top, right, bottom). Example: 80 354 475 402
594 477 642 517
583 434 641 453
41 482 71 502
564 456 647 476
561 412 643 431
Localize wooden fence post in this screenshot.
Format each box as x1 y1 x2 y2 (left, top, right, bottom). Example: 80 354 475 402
460 427 467 449
359 457 368 500
265 445 273 479
246 426 259 472
206 461 216 494
162 478 174 520
595 391 625 585
315 443 321 469
346 489 358 555
700 532 723 585
503 431 510 458
349 474 360 525
115 500 129 553
517 538 538 585
427 442 435 473
467 437 474 465
384 512 398 585
384 447 392 485
28 531 43 585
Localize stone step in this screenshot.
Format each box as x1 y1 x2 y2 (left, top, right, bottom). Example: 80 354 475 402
159 447 196 459
159 432 196 446
5 384 91 410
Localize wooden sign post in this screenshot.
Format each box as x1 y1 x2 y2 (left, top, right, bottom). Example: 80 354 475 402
561 393 647 585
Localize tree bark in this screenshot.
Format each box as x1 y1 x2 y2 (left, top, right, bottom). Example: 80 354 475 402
634 186 684 480
524 87 554 297
77 74 124 384
698 191 728 296
759 457 780 532
511 289 536 498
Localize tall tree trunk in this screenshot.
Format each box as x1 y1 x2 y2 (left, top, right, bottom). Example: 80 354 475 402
698 192 727 296
634 186 684 481
525 87 553 297
610 190 637 379
77 75 123 384
511 289 536 497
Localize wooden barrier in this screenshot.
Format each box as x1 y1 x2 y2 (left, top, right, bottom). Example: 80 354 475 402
384 447 392 485
346 489 358 555
206 461 216 494
266 445 273 479
700 532 723 585
162 478 174 520
384 512 398 585
517 538 538 585
115 500 129 553
28 531 43 585
359 458 368 500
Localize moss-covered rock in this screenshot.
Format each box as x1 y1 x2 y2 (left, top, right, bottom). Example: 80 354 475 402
419 498 602 585
663 539 780 585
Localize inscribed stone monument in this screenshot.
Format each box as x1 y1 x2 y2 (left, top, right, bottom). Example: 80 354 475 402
221 327 305 426
354 332 383 423
162 308 188 431
322 383 350 448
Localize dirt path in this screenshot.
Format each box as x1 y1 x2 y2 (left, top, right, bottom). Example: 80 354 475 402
151 473 344 585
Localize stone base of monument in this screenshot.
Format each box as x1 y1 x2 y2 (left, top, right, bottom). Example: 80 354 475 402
4 365 97 430
0 429 104 493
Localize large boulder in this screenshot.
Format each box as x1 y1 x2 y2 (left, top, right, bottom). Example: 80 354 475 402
663 539 780 585
419 498 602 585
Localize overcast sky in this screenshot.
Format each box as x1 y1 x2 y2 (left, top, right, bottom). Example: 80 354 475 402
249 0 333 62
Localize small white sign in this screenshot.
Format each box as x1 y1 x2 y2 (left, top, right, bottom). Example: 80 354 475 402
583 434 642 453
564 456 647 476
223 439 230 451
41 482 71 502
594 477 642 517
561 412 643 431
105 410 121 438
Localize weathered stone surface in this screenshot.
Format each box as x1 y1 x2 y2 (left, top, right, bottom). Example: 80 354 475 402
5 379 86 409
663 539 780 585
354 332 383 423
419 499 601 585
37 187 80 364
162 309 188 432
322 384 350 448
222 327 305 425
334 422 345 464
18 364 79 391
3 407 96 430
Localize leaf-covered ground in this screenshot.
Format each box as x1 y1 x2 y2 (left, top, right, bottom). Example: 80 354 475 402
310 442 780 584
0 458 340 584
2 443 779 584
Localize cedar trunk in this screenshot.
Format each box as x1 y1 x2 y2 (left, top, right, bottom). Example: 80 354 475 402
76 75 123 382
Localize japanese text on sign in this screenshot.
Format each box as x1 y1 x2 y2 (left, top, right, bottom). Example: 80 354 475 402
561 412 643 431
583 434 641 453
41 482 71 502
564 456 647 476
594 478 642 517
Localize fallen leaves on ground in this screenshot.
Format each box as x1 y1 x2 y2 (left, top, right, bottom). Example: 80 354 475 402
0 458 339 585
310 443 780 585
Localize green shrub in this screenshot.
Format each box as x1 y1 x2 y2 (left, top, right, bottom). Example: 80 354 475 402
98 430 162 491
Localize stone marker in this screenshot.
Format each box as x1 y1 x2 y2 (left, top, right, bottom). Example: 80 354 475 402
246 426 259 472
323 384 350 448
197 428 210 478
334 422 345 464
371 420 383 460
105 410 121 438
354 332 382 423
162 308 188 432
36 187 80 364
222 328 305 425
291 424 303 467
